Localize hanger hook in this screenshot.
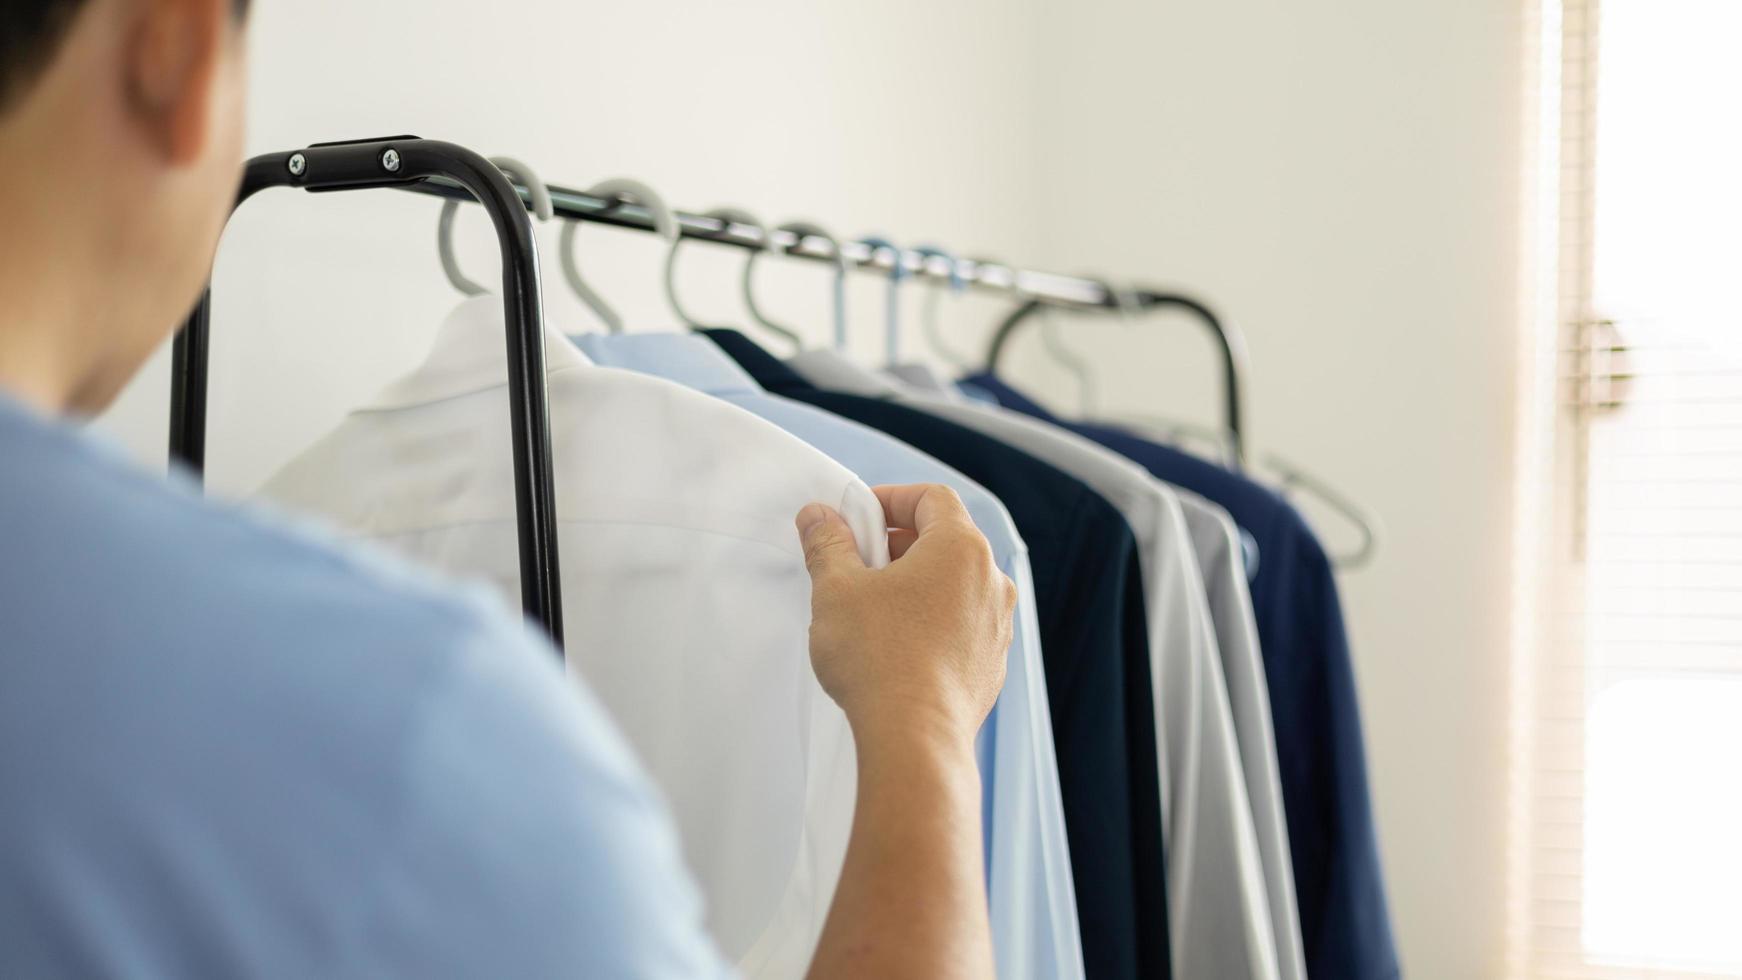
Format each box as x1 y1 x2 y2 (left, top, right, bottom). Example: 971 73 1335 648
911 245 970 369
1263 452 1382 570
752 220 849 352
1070 275 1139 415
857 236 908 365
1037 302 1100 417
437 156 553 296
559 178 679 334
666 207 802 350
1109 282 1247 465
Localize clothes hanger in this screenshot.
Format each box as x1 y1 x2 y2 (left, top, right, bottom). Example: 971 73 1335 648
1263 455 1381 568
747 220 849 351
1101 281 1236 460
1036 292 1103 418
436 156 554 295
666 207 803 350
912 245 972 370
558 178 681 333
857 236 908 365
1101 284 1383 569
729 210 801 348
970 259 1109 415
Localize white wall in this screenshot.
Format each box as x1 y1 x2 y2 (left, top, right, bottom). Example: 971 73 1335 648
96 2 1525 976
1015 2 1526 977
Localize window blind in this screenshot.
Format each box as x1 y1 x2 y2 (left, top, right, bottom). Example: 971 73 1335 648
1511 0 1742 976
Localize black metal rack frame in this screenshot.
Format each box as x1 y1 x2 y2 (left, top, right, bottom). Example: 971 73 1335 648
983 295 1250 465
171 136 566 645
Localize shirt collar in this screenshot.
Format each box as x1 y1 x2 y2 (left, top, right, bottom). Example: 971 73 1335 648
573 331 763 397
365 295 595 410
700 329 818 395
785 348 906 399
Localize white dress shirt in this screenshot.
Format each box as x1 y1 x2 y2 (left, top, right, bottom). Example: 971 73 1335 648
789 349 1281 980
261 297 891 978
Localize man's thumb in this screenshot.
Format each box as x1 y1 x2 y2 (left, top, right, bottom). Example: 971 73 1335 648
796 503 865 580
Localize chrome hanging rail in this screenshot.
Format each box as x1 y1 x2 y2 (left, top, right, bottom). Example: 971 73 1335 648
409 175 1118 308
416 170 1253 462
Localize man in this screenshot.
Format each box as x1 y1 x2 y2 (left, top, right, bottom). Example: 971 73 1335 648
0 1 1017 976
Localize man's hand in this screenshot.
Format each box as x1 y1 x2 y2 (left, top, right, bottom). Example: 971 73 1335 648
795 483 1016 746
795 483 1010 980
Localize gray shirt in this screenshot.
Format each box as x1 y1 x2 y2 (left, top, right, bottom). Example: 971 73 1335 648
1173 491 1309 980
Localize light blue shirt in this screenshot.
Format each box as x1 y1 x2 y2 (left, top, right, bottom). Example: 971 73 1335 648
0 391 731 978
577 332 1086 980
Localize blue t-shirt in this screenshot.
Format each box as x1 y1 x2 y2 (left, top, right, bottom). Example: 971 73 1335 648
0 392 731 978
962 372 1400 980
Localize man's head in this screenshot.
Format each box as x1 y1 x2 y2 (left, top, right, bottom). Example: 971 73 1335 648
0 0 249 415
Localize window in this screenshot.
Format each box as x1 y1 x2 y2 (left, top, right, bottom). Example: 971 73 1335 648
1511 0 1742 976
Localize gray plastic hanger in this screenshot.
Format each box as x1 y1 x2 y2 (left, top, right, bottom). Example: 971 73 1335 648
912 245 972 370
1039 303 1101 416
1105 283 1243 463
747 220 849 351
1105 282 1243 462
1105 283 1381 568
858 236 908 365
666 207 802 350
1012 271 1124 416
1264 455 1381 569
558 178 681 333
436 156 553 295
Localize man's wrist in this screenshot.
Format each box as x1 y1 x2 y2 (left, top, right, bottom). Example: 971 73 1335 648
846 697 981 770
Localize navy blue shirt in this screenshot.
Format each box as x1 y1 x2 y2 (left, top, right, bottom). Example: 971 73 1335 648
963 372 1400 980
708 331 1170 980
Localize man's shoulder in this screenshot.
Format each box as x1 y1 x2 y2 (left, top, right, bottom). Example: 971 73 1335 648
0 406 729 976
0 400 550 703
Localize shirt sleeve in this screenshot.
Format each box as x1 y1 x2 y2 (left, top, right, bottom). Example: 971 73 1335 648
837 479 893 570
343 612 738 980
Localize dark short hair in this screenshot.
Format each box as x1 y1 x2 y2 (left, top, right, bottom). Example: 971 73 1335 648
1 0 250 116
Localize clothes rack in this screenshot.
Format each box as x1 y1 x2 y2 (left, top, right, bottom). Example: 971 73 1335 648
170 136 567 646
411 176 1122 310
170 135 1265 648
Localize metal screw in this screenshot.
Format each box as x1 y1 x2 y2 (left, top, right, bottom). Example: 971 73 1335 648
287 153 306 177
380 147 401 173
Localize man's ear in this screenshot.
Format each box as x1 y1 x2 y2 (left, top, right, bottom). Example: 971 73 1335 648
124 0 227 164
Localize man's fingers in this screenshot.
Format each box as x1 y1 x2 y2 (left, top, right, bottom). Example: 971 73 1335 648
796 503 866 581
872 483 971 535
888 528 919 561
